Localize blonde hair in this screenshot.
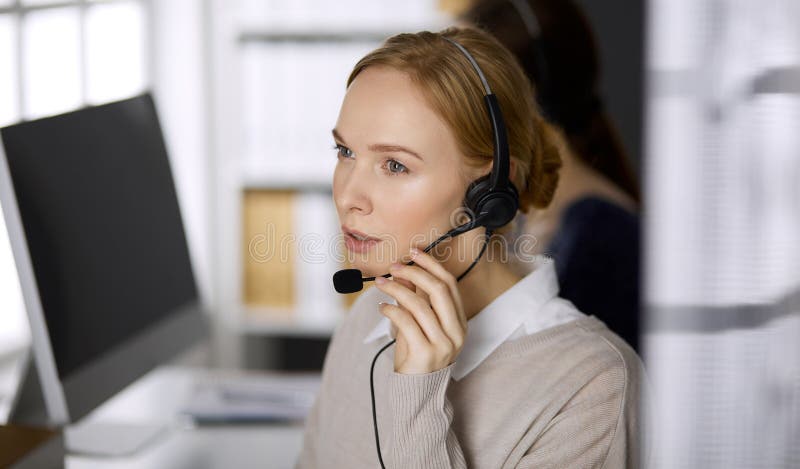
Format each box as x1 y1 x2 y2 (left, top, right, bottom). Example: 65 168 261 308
347 27 562 232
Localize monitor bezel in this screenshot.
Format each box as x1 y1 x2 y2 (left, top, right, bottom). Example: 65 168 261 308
0 136 70 425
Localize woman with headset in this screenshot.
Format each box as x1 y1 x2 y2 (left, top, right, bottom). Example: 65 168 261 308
296 27 645 469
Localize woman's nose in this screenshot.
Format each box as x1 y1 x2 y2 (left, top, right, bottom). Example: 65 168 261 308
335 164 373 215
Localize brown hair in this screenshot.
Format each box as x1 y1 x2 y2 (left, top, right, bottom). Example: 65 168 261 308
346 27 562 230
462 0 641 203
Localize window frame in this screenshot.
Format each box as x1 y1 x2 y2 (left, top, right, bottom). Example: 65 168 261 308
0 0 152 122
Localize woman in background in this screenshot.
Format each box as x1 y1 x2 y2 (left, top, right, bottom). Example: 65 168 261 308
462 0 642 351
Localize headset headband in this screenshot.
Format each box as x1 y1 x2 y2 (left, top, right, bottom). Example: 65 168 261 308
442 36 515 208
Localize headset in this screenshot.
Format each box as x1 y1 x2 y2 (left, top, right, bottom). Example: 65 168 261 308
329 34 520 468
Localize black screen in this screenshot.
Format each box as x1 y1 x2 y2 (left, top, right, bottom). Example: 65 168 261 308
1 93 198 378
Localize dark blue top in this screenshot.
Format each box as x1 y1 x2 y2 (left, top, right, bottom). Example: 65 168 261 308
545 196 641 351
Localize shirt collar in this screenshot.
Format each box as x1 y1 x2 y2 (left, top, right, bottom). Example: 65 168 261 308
362 256 570 381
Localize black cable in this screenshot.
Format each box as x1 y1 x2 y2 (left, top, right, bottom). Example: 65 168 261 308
370 229 493 468
370 338 396 469
456 228 493 281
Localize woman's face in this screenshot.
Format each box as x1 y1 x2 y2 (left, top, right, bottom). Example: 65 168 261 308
332 66 473 277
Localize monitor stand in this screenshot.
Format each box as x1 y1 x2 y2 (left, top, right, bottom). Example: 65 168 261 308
64 421 169 457
11 360 169 457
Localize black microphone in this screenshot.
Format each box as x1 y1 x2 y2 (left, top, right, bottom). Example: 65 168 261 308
332 213 491 294
333 269 377 294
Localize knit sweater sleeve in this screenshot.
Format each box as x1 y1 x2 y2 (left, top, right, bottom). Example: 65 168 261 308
515 363 631 469
389 362 467 469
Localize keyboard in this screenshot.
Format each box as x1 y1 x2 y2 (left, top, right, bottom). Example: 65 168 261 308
181 370 322 424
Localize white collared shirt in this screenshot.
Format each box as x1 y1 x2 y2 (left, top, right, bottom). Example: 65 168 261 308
362 256 586 381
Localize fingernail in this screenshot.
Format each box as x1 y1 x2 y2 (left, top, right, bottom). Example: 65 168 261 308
375 276 387 285
390 262 403 270
410 248 420 259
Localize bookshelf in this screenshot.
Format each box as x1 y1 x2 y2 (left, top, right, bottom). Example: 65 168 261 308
206 1 451 363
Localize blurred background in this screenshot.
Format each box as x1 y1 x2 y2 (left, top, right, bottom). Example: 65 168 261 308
0 0 798 467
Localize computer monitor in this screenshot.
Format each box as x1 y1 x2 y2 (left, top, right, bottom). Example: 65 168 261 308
0 93 208 452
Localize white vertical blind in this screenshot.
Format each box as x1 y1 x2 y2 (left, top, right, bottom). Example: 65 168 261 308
644 0 800 467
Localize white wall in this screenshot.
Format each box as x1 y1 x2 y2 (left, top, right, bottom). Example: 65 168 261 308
148 0 212 309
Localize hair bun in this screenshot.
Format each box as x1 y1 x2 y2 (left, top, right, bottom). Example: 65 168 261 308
518 116 562 213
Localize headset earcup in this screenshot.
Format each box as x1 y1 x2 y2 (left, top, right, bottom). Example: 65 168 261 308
480 190 519 229
464 176 520 230
464 174 492 215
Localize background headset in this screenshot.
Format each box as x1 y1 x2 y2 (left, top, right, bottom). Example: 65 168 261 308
463 0 558 126
472 0 602 134
329 34 521 468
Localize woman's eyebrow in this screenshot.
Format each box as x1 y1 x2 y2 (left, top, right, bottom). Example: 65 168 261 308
331 128 423 162
332 128 347 144
368 143 423 161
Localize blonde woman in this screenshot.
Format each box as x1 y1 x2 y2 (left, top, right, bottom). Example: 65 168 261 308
296 27 645 469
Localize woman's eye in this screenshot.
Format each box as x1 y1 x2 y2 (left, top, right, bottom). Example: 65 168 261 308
333 144 353 159
386 159 408 175
333 143 407 175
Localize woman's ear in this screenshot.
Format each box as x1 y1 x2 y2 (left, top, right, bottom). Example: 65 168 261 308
466 159 518 183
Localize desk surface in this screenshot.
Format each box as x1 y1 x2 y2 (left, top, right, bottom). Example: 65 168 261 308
66 366 313 469
67 424 305 469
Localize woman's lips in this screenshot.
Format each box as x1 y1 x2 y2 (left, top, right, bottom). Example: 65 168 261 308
344 232 380 253
342 225 379 241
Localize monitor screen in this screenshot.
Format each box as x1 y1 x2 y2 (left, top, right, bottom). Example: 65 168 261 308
0 93 199 380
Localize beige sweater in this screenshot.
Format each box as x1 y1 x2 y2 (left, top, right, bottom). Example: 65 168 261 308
295 286 646 468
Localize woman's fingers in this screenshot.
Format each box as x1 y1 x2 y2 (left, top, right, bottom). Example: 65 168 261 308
389 263 464 350
375 277 451 346
407 248 467 331
378 301 428 349
374 247 472 374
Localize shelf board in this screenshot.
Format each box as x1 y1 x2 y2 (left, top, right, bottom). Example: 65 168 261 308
237 19 452 44
239 30 392 44
241 178 332 192
240 161 334 191
237 306 344 338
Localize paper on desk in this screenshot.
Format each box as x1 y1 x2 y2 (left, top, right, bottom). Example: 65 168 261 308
180 372 322 424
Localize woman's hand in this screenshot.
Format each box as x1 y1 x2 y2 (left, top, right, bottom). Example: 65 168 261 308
375 248 467 374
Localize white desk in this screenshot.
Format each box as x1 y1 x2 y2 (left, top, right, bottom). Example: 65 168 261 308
67 424 305 469
65 366 314 469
